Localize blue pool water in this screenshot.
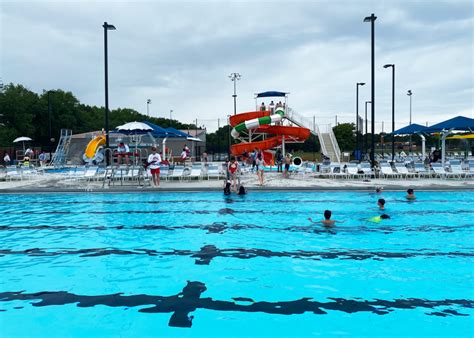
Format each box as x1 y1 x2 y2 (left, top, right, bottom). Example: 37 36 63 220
0 191 473 337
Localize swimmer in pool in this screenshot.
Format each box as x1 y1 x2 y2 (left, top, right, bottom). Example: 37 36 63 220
375 186 383 194
377 198 386 210
406 188 416 200
308 210 343 227
368 214 391 223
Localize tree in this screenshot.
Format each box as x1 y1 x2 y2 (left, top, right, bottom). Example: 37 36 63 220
333 123 356 152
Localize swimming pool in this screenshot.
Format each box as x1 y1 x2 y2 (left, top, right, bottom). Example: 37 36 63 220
0 191 473 337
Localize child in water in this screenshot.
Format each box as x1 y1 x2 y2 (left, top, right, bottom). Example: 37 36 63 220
377 198 386 210
406 188 416 200
368 214 391 223
308 210 343 227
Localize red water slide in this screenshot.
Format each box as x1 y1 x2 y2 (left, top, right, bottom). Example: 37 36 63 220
229 111 311 158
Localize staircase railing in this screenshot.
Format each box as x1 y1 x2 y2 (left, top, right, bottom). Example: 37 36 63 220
51 129 73 168
327 124 341 163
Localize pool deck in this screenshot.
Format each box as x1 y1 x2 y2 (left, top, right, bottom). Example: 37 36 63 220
1 173 474 193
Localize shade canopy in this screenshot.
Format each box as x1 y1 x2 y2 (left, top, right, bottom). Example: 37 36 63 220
446 133 474 140
423 116 474 133
166 127 190 138
391 123 428 135
115 121 153 134
13 136 33 143
142 121 171 137
255 91 288 98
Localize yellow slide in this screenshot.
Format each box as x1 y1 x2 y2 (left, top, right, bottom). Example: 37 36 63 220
83 135 106 163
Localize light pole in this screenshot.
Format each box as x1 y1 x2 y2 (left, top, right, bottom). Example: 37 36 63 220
383 64 395 161
355 82 365 160
365 101 371 159
47 90 57 158
147 99 151 116
229 73 241 115
103 21 116 154
364 13 377 164
407 90 413 155
169 110 173 127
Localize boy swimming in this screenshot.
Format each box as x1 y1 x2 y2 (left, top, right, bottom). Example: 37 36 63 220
406 188 416 200
308 210 343 227
377 198 386 210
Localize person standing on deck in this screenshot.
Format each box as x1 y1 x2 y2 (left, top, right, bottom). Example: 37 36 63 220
147 146 162 187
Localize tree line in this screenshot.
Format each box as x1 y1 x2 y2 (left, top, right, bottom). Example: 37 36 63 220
0 83 196 148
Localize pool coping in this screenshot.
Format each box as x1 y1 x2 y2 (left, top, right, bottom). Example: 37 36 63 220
1 185 474 193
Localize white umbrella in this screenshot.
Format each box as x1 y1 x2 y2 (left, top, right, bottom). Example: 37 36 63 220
13 136 33 153
115 122 153 165
115 122 153 133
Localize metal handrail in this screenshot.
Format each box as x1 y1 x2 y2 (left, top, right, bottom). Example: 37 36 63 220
328 124 341 163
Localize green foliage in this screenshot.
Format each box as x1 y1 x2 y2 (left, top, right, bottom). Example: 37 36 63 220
333 123 356 152
0 83 196 147
205 126 231 153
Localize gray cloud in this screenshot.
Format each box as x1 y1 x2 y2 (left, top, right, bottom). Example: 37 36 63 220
1 0 473 131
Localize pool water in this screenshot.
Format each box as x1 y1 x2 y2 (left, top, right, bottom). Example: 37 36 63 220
0 191 473 337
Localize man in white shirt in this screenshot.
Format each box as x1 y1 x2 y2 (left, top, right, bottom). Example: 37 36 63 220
180 148 187 162
3 153 11 165
147 146 162 187
116 142 130 167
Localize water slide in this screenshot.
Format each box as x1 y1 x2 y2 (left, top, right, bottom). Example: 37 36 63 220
230 108 310 159
83 135 105 163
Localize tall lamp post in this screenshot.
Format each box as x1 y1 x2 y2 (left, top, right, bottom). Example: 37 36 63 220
169 109 173 127
146 99 151 116
103 21 116 153
47 90 57 158
407 90 413 155
229 73 241 116
383 64 395 161
364 101 371 159
355 82 365 160
364 13 377 164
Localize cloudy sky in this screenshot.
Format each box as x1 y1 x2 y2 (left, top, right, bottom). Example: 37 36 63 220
1 0 473 131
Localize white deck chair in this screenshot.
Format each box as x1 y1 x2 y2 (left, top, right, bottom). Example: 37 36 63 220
158 165 170 181
346 163 363 179
431 163 453 179
5 166 22 181
394 163 416 179
414 163 430 178
170 166 186 180
379 163 398 179
84 166 99 181
187 165 203 180
448 161 466 179
207 164 222 180
359 162 374 178
467 163 474 178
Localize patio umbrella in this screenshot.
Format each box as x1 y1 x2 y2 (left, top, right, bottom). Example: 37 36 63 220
115 122 153 164
13 136 33 153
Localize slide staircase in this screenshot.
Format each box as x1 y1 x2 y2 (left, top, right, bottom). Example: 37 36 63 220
286 107 341 163
51 129 73 168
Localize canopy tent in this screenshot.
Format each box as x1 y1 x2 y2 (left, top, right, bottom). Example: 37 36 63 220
391 123 428 135
423 116 474 133
142 121 171 138
423 116 474 166
255 91 288 98
391 124 428 160
166 127 190 138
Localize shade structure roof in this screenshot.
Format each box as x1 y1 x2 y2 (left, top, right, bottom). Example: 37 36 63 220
391 123 428 135
166 127 190 138
255 91 288 98
142 121 171 137
423 116 474 133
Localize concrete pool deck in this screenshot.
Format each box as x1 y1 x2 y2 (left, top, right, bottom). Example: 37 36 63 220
1 173 474 193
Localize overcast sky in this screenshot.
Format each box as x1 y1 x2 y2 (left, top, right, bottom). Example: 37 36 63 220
1 0 473 131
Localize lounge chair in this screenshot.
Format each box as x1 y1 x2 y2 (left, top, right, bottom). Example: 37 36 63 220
379 162 398 179
448 160 466 179
169 165 186 181
394 163 416 179
187 165 203 180
359 162 374 178
431 163 454 179
207 164 222 180
159 165 170 181
414 162 430 178
346 163 363 179
5 166 22 181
